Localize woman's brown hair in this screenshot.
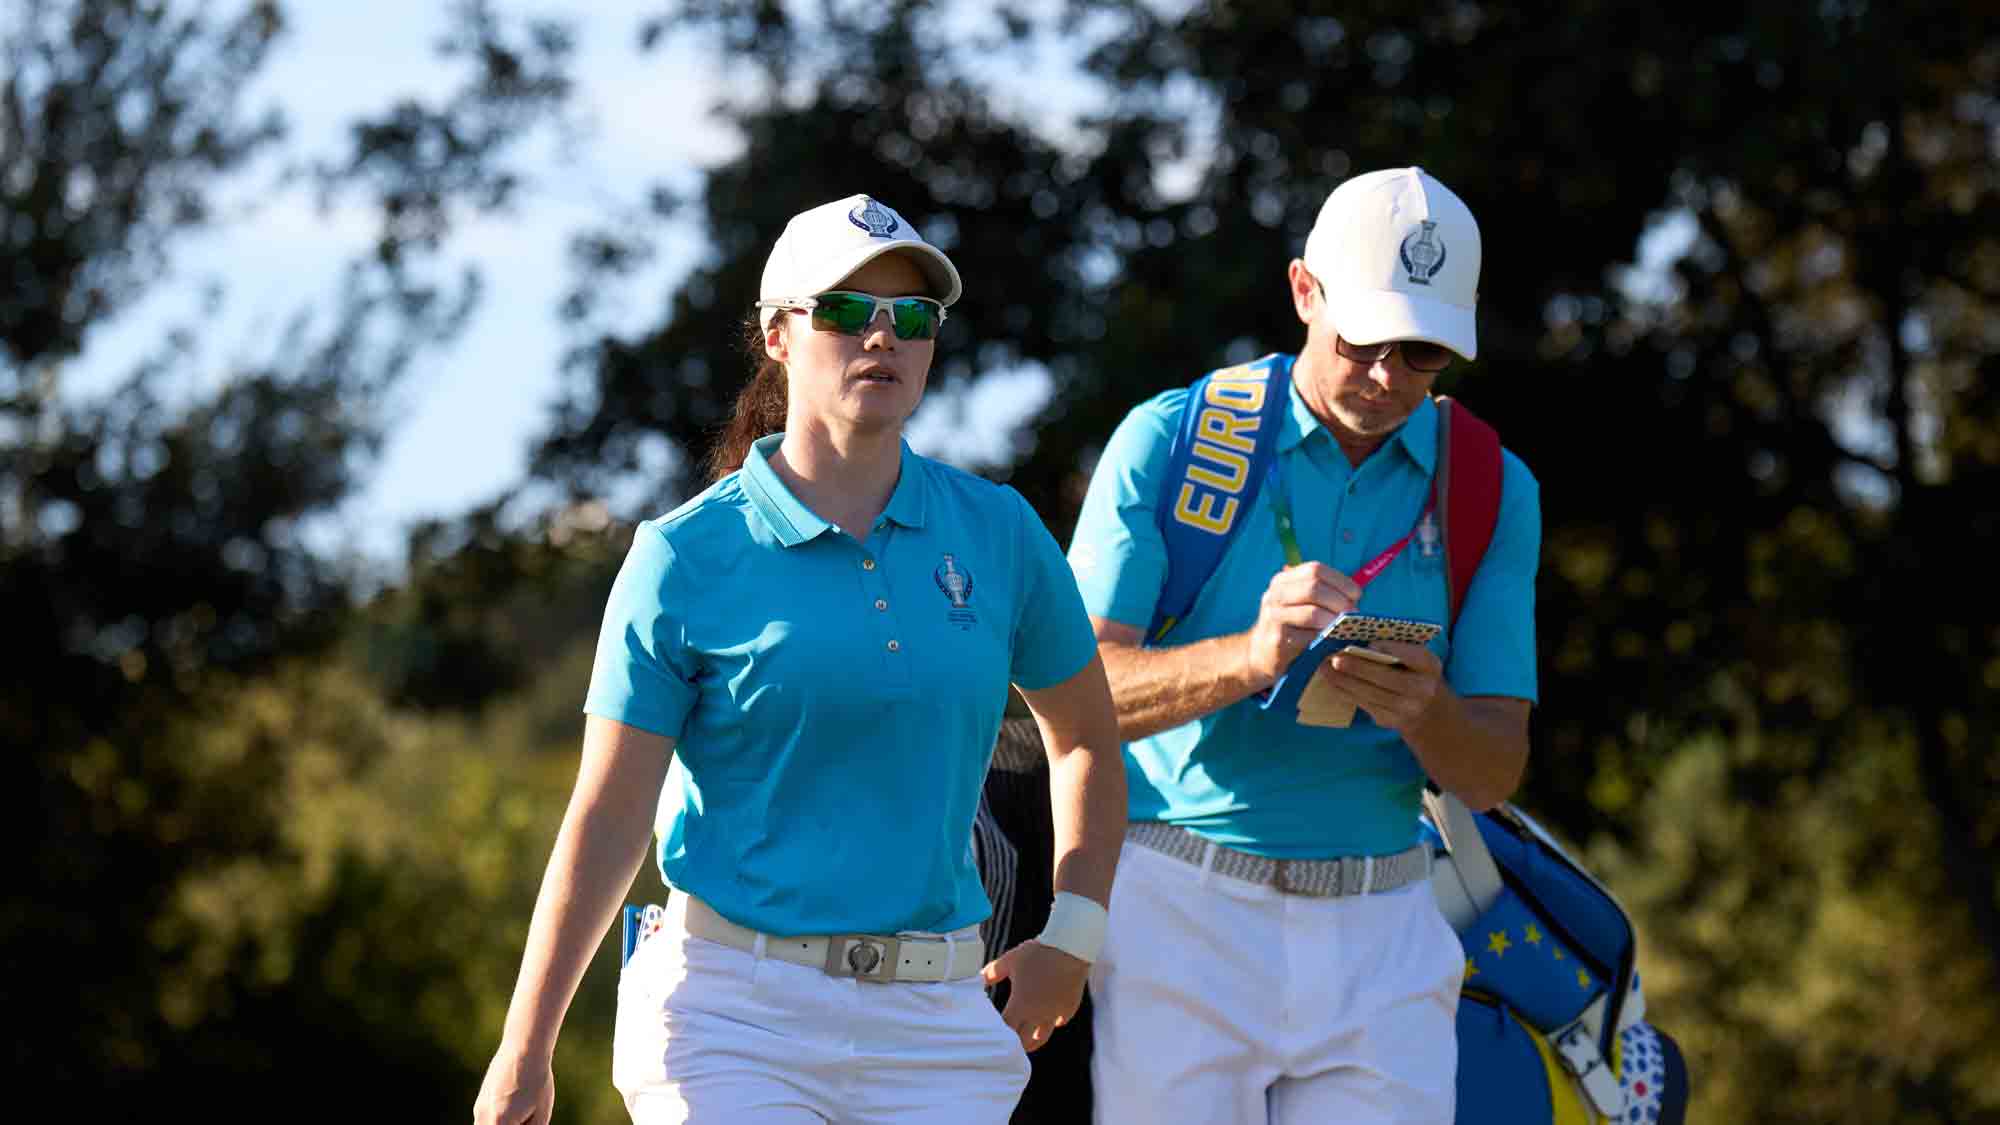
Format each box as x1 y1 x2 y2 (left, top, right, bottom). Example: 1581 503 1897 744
704 312 789 482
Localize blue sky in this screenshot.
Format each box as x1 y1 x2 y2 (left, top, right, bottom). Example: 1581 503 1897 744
71 1 734 564
68 0 1096 569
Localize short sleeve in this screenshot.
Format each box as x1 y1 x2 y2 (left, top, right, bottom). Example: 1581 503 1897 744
1065 394 1182 629
583 522 700 737
1008 488 1101 692
1442 451 1541 702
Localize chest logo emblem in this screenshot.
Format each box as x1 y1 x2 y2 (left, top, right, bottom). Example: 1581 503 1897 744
936 554 974 607
1414 510 1444 574
935 554 978 630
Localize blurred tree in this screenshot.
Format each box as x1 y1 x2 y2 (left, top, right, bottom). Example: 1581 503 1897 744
1502 0 2000 978
143 611 631 1123
354 501 622 712
1 0 573 1107
532 1 2000 1118
532 2 1129 498
1594 725 2000 1122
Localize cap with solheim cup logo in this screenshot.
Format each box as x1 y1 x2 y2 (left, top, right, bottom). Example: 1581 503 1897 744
1303 167 1482 361
757 194 963 331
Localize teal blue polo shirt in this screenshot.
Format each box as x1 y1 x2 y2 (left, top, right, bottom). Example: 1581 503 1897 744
1067 363 1540 859
585 434 1097 937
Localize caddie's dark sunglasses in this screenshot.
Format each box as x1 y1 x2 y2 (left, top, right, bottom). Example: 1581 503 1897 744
757 291 947 341
1334 336 1455 374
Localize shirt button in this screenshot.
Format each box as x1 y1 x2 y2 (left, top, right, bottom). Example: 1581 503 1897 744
1341 529 1356 543
887 640 900 652
861 558 876 570
874 599 888 611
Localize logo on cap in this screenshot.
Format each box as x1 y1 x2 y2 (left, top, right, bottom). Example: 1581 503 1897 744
848 198 901 238
1399 221 1448 286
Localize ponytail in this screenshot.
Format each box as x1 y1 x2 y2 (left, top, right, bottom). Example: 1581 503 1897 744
705 314 790 482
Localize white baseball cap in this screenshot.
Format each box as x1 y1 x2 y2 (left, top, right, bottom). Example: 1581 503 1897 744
1302 167 1481 360
758 194 963 329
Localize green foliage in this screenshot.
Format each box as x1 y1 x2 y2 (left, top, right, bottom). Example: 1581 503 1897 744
1594 728 2000 1123
527 2 2000 1117
141 627 635 1122
11 0 1999 1118
2 0 575 1104
355 504 625 711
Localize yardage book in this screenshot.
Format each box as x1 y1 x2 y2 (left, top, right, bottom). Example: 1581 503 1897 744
1260 612 1443 727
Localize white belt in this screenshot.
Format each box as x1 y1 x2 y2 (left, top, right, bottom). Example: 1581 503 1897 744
678 896 986 983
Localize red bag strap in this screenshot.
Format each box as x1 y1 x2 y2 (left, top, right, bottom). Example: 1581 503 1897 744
1433 396 1503 629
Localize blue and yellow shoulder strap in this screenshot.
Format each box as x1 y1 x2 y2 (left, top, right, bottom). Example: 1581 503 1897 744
1145 349 1501 646
1147 353 1294 644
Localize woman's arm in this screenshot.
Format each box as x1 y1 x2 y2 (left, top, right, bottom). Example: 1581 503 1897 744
1027 653 1126 910
474 716 675 1125
983 654 1126 1051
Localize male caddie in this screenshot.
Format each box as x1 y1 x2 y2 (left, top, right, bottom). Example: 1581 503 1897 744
1066 167 1542 1123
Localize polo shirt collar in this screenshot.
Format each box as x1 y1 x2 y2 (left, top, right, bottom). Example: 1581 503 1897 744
741 434 828 546
880 440 928 529
740 433 928 547
1278 355 1319 454
1395 396 1440 475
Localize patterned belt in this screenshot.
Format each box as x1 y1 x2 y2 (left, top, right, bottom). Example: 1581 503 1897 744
1127 821 1431 898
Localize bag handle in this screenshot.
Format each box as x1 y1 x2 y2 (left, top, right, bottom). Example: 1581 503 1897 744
1423 787 1504 930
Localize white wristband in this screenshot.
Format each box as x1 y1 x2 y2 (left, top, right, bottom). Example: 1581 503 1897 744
1035 892 1109 964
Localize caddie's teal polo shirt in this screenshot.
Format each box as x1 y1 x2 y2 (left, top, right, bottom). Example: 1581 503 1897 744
585 434 1097 937
1067 361 1540 859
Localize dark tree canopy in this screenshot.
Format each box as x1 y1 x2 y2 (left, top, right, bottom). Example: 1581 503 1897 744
4 0 572 1110
528 3 1999 1116
9 0 1998 1118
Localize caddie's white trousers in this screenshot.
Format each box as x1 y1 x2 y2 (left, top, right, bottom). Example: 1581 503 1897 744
1089 837 1463 1125
612 902 1028 1124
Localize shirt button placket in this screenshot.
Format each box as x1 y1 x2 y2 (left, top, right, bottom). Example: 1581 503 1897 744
860 552 911 696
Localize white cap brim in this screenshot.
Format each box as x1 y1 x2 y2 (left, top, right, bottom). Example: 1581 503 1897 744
758 240 961 331
756 243 960 330
817 240 962 307
757 195 964 330
1328 287 1477 361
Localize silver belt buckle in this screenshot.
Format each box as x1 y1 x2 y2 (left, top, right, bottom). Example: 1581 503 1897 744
825 935 900 981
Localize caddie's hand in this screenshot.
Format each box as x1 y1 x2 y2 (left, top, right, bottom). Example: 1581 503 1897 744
1323 639 1447 733
473 1045 555 1125
1246 562 1362 685
982 940 1089 1052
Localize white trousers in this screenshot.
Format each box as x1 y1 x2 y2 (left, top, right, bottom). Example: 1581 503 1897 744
1089 839 1463 1125
612 901 1029 1124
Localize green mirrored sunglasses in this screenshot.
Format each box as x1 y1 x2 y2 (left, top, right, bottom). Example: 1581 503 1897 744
759 291 947 340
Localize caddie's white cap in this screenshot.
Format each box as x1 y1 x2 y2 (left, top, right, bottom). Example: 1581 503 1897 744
758 194 962 329
1302 167 1481 360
